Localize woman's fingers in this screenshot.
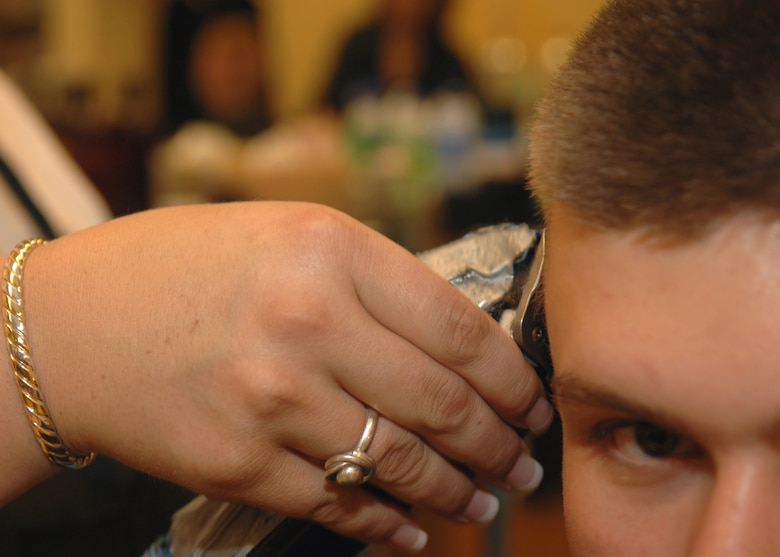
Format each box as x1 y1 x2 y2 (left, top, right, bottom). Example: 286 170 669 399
254 405 541 551
255 293 541 491
302 299 542 488
241 452 429 551
349 231 551 431
268 372 543 529
323 412 542 514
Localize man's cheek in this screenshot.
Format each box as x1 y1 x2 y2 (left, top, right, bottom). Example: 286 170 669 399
561 438 659 557
562 445 621 557
562 440 697 557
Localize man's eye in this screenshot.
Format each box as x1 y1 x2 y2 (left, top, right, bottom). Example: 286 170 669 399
592 420 700 464
615 422 682 460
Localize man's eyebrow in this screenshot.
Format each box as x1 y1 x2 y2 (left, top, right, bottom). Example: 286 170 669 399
551 373 678 427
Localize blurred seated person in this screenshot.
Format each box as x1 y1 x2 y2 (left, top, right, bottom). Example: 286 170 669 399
321 0 479 113
154 0 352 209
161 0 271 138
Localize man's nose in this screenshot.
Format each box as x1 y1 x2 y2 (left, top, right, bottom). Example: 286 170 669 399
689 456 780 557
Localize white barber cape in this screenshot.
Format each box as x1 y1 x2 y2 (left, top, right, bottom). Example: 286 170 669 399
0 70 111 252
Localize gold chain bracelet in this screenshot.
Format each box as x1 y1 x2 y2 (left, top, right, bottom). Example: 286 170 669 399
2 238 95 470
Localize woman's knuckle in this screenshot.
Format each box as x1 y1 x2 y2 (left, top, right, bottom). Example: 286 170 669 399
376 432 428 486
289 203 356 248
261 292 334 340
309 497 349 526
420 375 477 435
227 361 306 420
482 436 522 477
440 300 490 365
507 374 543 420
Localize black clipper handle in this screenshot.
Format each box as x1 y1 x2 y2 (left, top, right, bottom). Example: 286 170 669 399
246 518 366 557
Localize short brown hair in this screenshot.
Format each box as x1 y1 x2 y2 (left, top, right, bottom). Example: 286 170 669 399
529 0 780 240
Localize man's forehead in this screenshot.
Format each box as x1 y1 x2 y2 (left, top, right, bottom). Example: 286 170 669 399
543 211 780 330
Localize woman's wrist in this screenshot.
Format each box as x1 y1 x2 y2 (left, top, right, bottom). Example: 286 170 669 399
0 251 59 504
3 239 95 470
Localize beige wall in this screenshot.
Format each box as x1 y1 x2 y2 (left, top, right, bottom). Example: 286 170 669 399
264 0 375 117
39 0 159 121
36 0 605 122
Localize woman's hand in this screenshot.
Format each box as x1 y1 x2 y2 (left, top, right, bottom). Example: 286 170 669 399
19 202 551 550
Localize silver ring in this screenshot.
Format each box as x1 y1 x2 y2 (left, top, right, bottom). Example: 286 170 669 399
324 407 379 486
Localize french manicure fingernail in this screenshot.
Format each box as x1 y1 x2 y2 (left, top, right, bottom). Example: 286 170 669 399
526 396 554 435
506 453 544 492
391 524 428 552
462 490 500 523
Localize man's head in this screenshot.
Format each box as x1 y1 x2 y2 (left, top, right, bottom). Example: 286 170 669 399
527 1 780 555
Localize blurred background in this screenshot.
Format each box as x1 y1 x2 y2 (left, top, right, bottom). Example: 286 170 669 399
0 0 604 555
0 0 604 249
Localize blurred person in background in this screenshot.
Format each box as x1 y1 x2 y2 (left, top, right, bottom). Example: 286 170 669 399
321 0 479 113
161 0 272 138
153 0 352 210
